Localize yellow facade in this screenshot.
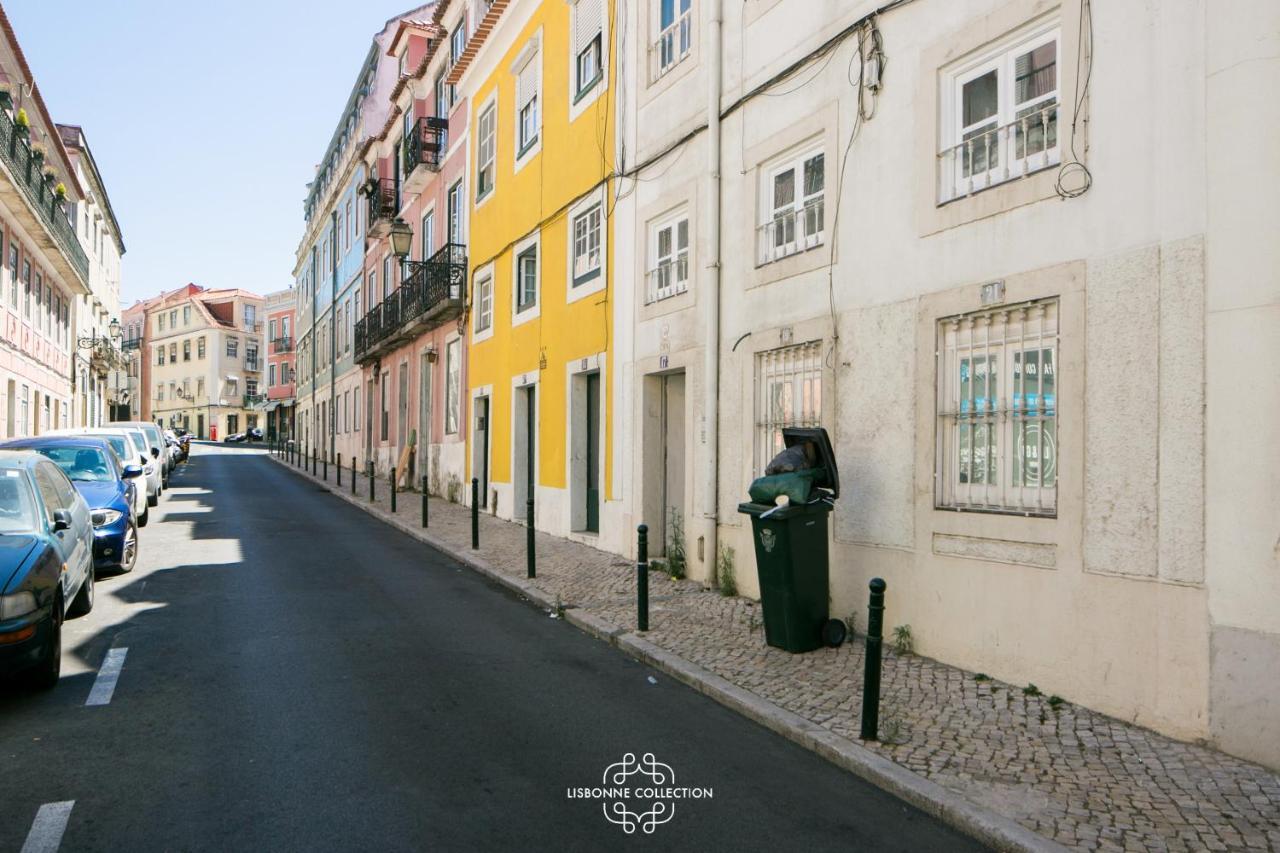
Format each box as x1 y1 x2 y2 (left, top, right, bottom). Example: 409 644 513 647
462 0 616 536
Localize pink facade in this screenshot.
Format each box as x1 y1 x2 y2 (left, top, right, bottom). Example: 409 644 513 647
266 292 295 440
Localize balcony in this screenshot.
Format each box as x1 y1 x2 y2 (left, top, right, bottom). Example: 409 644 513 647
121 338 141 351
403 117 448 194
243 394 266 409
756 197 824 266
271 336 293 354
0 105 89 291
363 177 397 238
651 8 693 81
937 103 1059 204
244 358 262 372
355 243 467 364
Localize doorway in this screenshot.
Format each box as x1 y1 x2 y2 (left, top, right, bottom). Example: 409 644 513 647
513 384 536 517
197 414 205 439
472 395 490 508
571 371 601 533
643 372 685 555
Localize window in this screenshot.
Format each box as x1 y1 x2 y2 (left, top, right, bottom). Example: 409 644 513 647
156 346 165 366
940 24 1060 203
169 309 177 329
183 340 191 361
21 260 30 319
8 244 17 308
227 378 238 395
572 0 604 98
245 304 257 328
246 379 258 397
346 200 354 249
269 319 277 341
198 337 206 359
476 102 496 200
571 202 603 284
367 270 377 307
936 299 1058 515
754 341 823 474
157 384 165 402
445 338 460 435
183 306 191 326
515 51 540 155
269 364 277 386
655 0 693 78
382 255 393 299
759 149 824 264
345 303 352 351
159 311 165 332
422 211 435 258
435 71 450 118
380 371 389 440
169 343 177 364
227 337 239 358
197 378 205 398
354 386 361 432
515 243 538 313
447 181 465 244
647 213 689 303
473 272 493 335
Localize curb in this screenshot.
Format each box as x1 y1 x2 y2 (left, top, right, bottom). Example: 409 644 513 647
267 452 1065 853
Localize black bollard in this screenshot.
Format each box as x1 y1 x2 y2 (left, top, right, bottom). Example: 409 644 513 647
390 467 397 513
860 578 887 741
312 447 316 476
427 471 437 525
471 477 479 550
337 453 342 487
526 498 535 579
637 524 649 632
352 456 357 495
323 453 328 481
368 461 375 502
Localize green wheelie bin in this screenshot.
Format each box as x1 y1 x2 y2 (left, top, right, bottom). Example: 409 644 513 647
737 427 841 653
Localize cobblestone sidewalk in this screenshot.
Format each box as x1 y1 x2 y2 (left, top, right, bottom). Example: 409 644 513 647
275 450 1280 852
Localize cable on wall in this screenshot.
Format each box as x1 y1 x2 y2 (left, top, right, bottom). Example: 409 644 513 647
1055 0 1093 199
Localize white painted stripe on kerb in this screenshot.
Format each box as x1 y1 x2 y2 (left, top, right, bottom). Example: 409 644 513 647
20 801 74 853
85 647 128 706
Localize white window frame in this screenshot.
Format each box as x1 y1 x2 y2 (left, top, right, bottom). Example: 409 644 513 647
758 147 825 266
646 209 689 304
566 189 606 303
936 299 1059 516
513 37 543 171
938 20 1061 204
652 0 693 81
475 97 497 205
512 231 541 326
568 0 607 122
472 264 495 342
754 340 823 475
445 336 461 435
421 207 436 259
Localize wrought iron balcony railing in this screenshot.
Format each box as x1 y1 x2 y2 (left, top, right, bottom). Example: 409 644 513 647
354 243 467 363
363 177 397 237
403 117 448 176
271 336 293 353
243 394 266 408
0 105 89 287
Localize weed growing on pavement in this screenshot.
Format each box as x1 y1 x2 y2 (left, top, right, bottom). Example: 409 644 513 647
1023 683 1041 697
716 544 737 596
891 624 914 655
446 474 462 503
974 672 991 682
1048 694 1064 709
554 595 565 619
843 612 857 640
666 509 687 579
879 713 910 746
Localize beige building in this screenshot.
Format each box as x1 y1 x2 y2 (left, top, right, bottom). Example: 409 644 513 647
146 288 265 439
615 0 1279 769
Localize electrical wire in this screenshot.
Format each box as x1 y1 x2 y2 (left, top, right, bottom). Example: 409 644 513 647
1055 0 1093 199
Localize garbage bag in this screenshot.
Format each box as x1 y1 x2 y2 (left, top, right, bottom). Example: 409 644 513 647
764 442 816 475
748 468 821 504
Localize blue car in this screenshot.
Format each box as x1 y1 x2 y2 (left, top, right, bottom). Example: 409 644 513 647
0 450 95 689
0 437 142 574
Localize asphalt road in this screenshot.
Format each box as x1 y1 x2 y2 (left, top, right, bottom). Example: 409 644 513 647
0 443 985 852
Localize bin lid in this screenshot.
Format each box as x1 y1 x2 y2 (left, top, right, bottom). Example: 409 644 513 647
782 427 839 499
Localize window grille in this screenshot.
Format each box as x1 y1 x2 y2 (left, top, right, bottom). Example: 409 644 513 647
754 340 823 473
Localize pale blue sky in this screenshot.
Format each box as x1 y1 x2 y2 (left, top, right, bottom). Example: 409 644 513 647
6 0 407 307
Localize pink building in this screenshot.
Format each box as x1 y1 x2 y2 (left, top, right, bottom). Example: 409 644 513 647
353 5 469 495
264 287 295 440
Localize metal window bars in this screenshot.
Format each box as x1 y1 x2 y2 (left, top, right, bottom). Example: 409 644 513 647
754 340 823 474
757 197 824 265
937 102 1059 204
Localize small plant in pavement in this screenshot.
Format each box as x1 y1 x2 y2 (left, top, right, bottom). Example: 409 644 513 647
891 624 914 655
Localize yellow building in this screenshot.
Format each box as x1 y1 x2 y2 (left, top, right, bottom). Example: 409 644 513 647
448 0 618 547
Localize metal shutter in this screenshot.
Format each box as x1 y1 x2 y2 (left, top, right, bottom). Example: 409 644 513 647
517 53 539 110
573 0 603 57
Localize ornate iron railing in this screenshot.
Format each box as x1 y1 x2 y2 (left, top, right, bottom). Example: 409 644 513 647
403 117 448 175
0 105 89 286
353 243 467 362
363 177 397 228
271 336 293 353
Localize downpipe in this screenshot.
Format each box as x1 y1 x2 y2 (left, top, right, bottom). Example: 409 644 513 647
701 0 723 589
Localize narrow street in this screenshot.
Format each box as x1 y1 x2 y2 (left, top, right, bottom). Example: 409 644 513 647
0 444 983 852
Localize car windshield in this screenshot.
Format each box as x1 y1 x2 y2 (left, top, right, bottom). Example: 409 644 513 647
0 469 39 533
101 436 131 460
36 446 118 483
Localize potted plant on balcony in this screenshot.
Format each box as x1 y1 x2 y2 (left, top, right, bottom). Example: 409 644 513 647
29 141 45 164
14 107 30 137
54 182 67 201
41 165 56 184
0 83 12 110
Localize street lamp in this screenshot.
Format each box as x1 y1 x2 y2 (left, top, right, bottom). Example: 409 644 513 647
389 216 413 259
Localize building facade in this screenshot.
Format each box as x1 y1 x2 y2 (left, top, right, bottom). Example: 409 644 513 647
451 0 620 546
612 0 1280 769
146 287 265 439
264 287 295 441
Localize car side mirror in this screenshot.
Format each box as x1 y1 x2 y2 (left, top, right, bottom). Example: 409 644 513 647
123 464 143 479
52 509 72 532
151 447 160 459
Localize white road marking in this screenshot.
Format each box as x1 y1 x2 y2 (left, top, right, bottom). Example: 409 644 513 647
20 801 74 853
85 647 128 706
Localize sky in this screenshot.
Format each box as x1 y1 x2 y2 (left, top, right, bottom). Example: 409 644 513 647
5 0 410 308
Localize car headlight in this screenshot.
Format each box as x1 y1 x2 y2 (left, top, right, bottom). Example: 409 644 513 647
0 591 36 620
91 509 123 528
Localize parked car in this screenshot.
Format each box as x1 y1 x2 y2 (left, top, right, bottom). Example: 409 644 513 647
163 430 183 466
104 426 162 507
165 429 189 463
0 437 142 575
47 429 150 527
115 422 169 488
0 450 95 689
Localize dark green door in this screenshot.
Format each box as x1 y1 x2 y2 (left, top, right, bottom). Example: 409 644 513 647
586 373 600 533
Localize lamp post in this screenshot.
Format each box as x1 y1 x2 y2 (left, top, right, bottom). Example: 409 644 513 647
77 317 123 426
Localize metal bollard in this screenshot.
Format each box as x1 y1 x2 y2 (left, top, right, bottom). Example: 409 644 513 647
337 453 342 487
390 467 397 513
860 578 887 741
368 462 375 502
311 448 316 476
526 498 535 579
323 453 328 481
471 478 479 550
427 471 437 525
637 524 649 632
352 456 356 495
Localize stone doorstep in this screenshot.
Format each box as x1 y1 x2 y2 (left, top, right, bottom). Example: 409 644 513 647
268 452 1066 853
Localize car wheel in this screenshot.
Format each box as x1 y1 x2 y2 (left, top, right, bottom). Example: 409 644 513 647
27 605 61 690
148 489 159 507
67 566 94 618
138 502 149 528
119 520 138 573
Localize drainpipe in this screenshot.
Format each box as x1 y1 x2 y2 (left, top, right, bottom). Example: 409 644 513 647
702 0 723 587
330 208 338 465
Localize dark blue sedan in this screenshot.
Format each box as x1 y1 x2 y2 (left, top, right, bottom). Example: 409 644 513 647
0 437 142 574
0 450 95 688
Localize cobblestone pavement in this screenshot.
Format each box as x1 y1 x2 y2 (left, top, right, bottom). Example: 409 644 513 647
279 451 1280 852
